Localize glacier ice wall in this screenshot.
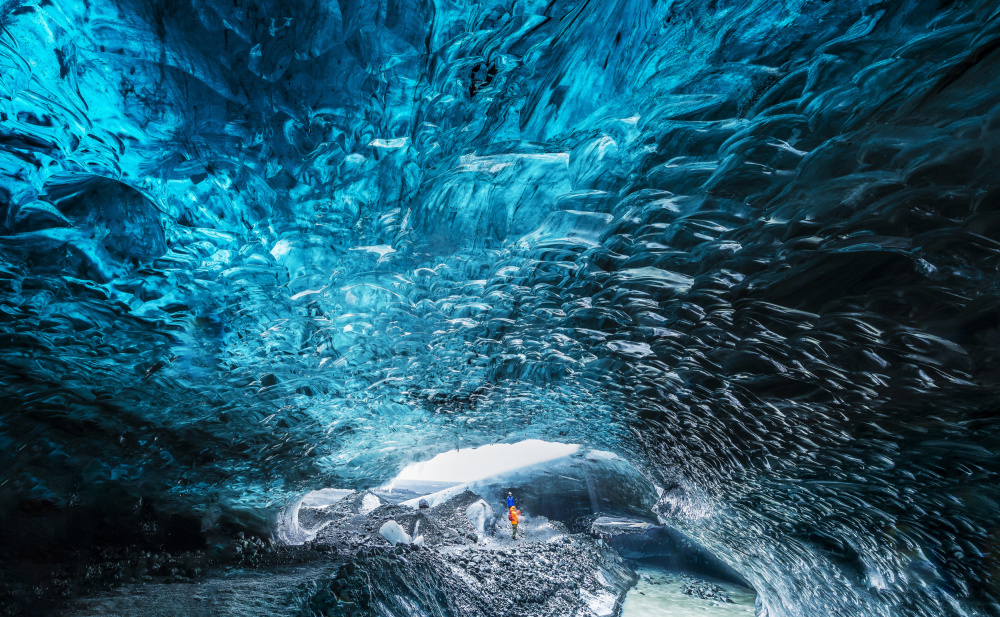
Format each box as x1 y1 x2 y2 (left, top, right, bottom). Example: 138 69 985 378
1 0 1000 615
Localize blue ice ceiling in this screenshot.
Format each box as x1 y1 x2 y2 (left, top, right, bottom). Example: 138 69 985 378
2 0 1000 615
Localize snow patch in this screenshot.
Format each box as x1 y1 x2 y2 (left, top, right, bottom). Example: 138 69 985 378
360 493 382 515
301 488 354 508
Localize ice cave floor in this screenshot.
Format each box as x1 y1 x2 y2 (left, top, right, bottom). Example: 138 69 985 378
52 478 756 617
63 564 756 617
620 567 756 617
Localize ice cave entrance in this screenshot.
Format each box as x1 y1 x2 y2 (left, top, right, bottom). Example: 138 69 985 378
388 439 581 484
286 440 580 541
278 440 760 615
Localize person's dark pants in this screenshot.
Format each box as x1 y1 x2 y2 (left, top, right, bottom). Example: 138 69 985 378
512 523 518 539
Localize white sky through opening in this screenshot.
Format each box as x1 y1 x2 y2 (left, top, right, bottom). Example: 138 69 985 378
393 439 580 483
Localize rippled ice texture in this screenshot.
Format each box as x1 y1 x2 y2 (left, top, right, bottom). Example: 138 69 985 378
1 0 999 615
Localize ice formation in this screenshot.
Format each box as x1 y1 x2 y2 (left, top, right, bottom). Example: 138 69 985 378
1 0 999 615
464 499 494 539
378 520 412 546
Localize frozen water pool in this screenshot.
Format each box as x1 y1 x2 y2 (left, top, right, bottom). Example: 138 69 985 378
621 566 756 617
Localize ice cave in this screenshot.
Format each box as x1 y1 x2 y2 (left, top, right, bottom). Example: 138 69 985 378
1 0 999 615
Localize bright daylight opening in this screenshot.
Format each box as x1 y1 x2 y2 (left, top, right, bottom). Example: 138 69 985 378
390 439 581 484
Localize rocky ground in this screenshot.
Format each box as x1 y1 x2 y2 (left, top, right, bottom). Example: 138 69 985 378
19 488 638 617
0 529 323 616
303 489 639 616
678 576 733 604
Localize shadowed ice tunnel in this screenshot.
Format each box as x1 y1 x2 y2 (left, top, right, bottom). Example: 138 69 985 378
1 0 1000 615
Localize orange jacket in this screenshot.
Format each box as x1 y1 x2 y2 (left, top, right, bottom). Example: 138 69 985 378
509 507 521 524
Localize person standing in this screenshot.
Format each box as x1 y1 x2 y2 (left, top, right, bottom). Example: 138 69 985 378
508 505 521 540
506 491 515 509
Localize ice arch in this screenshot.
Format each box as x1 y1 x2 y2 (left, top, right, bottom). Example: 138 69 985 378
1 0 999 615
